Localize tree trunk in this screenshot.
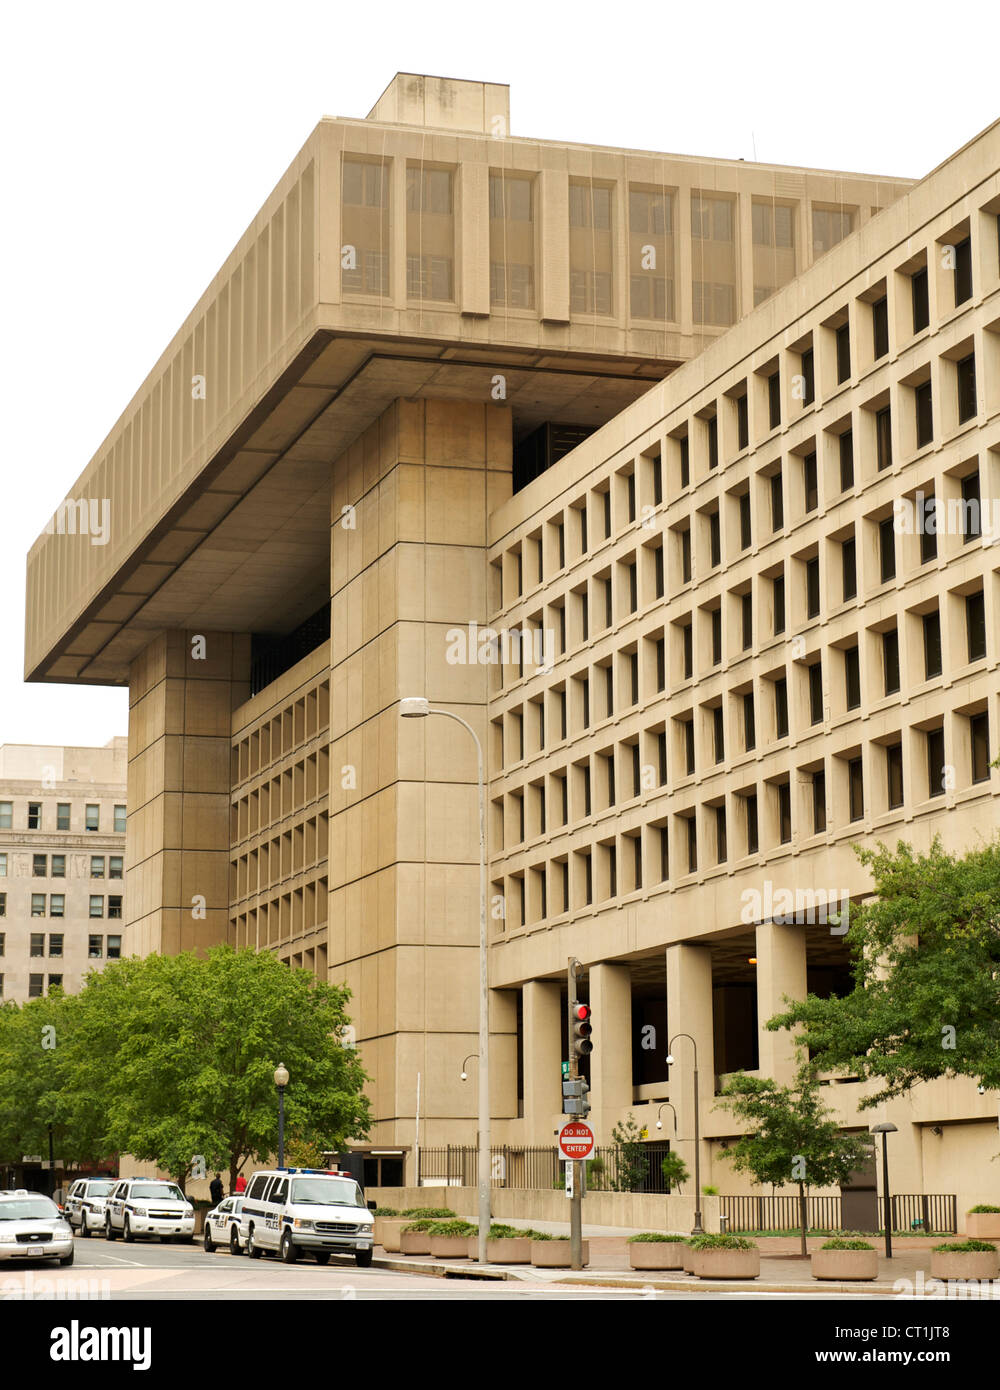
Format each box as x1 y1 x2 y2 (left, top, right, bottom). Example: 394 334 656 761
229 1156 240 1196
798 1183 808 1257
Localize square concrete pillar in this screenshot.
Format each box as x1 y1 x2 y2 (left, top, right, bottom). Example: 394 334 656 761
329 396 512 1149
666 943 714 1192
589 962 632 1144
126 629 250 958
754 920 808 1084
522 980 563 1144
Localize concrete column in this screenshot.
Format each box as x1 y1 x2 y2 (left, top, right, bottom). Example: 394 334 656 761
328 396 513 1149
590 962 632 1144
754 919 808 1083
666 943 713 1193
522 980 563 1144
126 629 250 959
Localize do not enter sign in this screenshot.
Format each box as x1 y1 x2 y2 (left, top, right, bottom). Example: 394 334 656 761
559 1121 595 1160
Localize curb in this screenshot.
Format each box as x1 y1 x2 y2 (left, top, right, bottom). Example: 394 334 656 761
369 1254 905 1294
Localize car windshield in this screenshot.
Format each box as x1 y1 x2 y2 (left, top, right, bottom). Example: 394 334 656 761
289 1177 363 1207
131 1184 185 1201
88 1181 114 1196
0 1199 59 1221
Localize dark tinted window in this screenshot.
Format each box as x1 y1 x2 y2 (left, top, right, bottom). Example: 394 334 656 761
912 268 929 332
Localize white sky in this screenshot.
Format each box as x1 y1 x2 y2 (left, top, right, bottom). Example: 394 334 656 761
2 0 998 748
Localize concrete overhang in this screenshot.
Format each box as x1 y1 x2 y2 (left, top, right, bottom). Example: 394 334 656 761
27 327 666 686
25 107 911 686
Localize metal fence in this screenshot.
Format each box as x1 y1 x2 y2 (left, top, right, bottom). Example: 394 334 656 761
892 1192 957 1233
719 1192 958 1234
719 1194 843 1232
416 1143 677 1192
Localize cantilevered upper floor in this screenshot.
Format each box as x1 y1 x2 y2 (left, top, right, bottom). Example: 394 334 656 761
25 72 911 687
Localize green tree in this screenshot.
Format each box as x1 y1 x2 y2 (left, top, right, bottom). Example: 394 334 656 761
717 1062 871 1256
0 989 110 1170
66 945 370 1190
660 1150 689 1194
610 1113 650 1192
768 838 1000 1104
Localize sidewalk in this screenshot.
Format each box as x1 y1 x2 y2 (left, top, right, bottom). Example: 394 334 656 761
374 1231 973 1296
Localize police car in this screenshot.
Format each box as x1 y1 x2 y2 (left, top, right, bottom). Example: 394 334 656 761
64 1177 116 1237
0 1190 75 1265
238 1168 374 1266
203 1195 245 1254
104 1178 196 1243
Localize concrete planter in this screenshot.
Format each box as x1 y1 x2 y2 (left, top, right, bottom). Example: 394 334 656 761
690 1248 760 1280
930 1249 1000 1280
473 1237 532 1263
376 1218 409 1252
681 1244 694 1272
400 1231 432 1255
811 1249 879 1281
530 1240 589 1268
429 1235 472 1259
629 1242 686 1270
965 1214 1000 1240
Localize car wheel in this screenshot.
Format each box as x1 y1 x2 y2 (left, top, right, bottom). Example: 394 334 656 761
247 1226 262 1260
59 1249 75 1267
229 1226 242 1256
280 1230 298 1264
315 1252 331 1265
105 1216 116 1241
78 1219 90 1239
123 1215 134 1243
204 1224 216 1252
355 1248 373 1268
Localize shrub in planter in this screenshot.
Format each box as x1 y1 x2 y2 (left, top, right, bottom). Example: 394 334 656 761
812 1237 878 1282
529 1232 589 1268
399 1218 437 1255
930 1239 1000 1280
402 1207 456 1218
965 1205 1000 1240
627 1232 687 1270
472 1223 533 1264
428 1219 477 1258
688 1233 760 1281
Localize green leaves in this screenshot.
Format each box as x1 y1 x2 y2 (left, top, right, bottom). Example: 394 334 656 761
768 837 1000 1104
0 946 370 1184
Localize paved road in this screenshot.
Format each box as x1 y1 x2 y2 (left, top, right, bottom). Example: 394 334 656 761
0 1234 858 1300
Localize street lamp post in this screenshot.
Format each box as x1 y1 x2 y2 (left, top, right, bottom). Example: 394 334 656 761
666 1034 703 1234
401 696 490 1265
871 1122 898 1259
274 1064 289 1169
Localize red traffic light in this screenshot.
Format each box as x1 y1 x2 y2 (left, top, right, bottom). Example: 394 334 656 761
573 1003 591 1022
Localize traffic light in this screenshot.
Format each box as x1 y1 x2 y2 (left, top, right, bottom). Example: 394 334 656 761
562 1076 591 1117
571 1002 593 1060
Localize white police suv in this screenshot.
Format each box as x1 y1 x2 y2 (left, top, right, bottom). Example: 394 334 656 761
203 1195 245 1254
239 1168 374 1266
0 1191 75 1265
64 1177 115 1237
105 1178 196 1243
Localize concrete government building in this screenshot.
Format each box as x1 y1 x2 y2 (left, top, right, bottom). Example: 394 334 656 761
24 74 1000 1214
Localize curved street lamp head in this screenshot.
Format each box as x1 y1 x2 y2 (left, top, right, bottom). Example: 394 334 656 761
274 1063 289 1089
400 696 430 718
871 1121 898 1135
655 1120 662 1130
665 1053 674 1066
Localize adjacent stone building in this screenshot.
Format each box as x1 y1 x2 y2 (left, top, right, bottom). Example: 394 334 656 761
0 740 127 1002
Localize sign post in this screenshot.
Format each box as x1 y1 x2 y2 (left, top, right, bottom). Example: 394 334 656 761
564 958 595 1270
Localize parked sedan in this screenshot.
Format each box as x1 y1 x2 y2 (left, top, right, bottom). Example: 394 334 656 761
203 1196 245 1254
0 1191 74 1265
64 1178 116 1237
